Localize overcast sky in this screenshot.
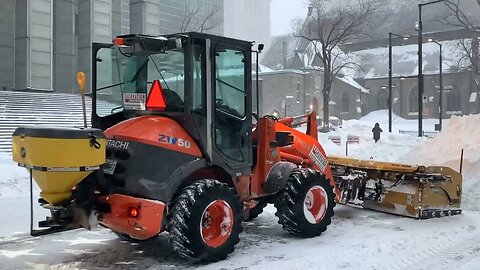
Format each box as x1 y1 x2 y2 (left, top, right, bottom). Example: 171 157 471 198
271 0 307 36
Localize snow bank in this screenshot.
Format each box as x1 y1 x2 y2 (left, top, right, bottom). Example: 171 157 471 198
318 110 430 163
407 114 480 168
405 114 480 211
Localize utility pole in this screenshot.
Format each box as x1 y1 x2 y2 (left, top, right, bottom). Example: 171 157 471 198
417 0 445 137
417 5 424 137
389 32 408 132
389 33 393 133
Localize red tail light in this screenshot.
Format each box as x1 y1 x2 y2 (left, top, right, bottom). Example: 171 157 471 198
128 207 139 218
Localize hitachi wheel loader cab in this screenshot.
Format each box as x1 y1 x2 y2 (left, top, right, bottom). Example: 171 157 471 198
93 34 255 203
12 33 337 262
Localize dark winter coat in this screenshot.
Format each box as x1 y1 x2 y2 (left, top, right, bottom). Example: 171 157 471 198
372 124 382 141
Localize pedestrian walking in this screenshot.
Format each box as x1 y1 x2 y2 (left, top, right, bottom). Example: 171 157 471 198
372 123 382 143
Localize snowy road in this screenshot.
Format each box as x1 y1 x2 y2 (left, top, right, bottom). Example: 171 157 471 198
0 196 49 239
1 205 480 270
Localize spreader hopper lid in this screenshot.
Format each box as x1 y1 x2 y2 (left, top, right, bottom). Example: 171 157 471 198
13 127 105 139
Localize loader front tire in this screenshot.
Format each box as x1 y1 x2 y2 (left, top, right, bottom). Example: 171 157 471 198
167 180 243 262
245 200 268 221
274 168 335 237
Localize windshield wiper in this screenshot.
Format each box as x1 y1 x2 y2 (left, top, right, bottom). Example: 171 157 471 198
96 58 150 92
148 55 171 90
216 78 244 94
128 58 150 83
97 82 124 92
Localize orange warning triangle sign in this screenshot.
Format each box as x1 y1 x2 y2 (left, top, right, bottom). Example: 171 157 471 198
146 80 166 111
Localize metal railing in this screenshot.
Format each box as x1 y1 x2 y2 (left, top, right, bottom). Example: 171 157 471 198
0 91 92 152
398 130 438 138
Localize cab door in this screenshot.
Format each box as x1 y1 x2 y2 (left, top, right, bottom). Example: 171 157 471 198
210 41 252 176
92 43 126 130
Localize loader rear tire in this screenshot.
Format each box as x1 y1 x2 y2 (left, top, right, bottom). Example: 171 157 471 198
274 168 335 237
167 180 243 262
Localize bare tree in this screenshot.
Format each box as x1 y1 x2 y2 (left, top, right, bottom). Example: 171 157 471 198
180 0 222 33
439 0 480 74
294 0 376 131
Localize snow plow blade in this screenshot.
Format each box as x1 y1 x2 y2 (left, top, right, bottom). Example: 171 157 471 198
328 156 462 219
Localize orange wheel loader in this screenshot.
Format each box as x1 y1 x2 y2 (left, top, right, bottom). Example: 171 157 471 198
12 33 337 262
12 32 462 263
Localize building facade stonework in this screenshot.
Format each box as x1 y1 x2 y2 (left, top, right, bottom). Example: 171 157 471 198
0 0 224 94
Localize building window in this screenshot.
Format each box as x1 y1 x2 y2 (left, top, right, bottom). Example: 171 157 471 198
446 88 461 112
377 91 388 110
409 87 418 113
341 92 350 113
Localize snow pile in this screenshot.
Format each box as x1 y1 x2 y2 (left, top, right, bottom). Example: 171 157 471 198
319 124 427 163
405 114 480 211
318 110 432 163
407 114 480 168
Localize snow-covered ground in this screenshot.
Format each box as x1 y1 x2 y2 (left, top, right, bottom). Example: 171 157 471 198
1 110 480 270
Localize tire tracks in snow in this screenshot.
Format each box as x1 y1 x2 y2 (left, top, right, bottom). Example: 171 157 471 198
379 228 480 270
0 235 36 247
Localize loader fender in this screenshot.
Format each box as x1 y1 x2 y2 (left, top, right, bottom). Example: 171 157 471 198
164 158 207 202
264 161 298 193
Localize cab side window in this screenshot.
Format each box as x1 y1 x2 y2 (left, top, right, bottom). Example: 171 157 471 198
214 47 246 161
215 48 245 118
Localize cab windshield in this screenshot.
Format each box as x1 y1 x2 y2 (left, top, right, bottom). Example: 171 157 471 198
95 41 185 116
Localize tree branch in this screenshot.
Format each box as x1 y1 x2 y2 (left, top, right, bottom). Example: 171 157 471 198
179 1 221 33
293 0 375 127
439 0 480 73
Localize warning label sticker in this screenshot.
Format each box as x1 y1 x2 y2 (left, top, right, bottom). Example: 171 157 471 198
309 145 328 172
123 93 146 110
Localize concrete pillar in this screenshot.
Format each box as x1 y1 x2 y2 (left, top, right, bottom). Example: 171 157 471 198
15 0 54 91
0 0 15 91
121 0 131 35
53 0 76 93
130 0 162 35
112 0 122 37
112 0 130 37
78 0 113 93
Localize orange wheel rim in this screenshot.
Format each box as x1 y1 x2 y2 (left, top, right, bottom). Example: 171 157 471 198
303 186 328 224
200 200 234 248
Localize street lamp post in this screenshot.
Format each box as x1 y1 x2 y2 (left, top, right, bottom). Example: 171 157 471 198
417 0 444 137
439 43 443 131
428 38 443 131
389 32 409 133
